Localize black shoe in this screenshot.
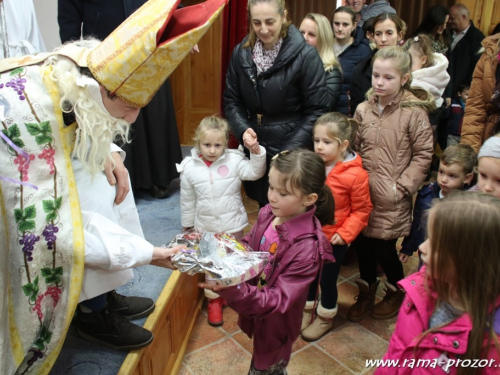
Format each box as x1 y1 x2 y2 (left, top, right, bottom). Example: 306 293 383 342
76 305 154 351
107 290 155 320
150 184 170 199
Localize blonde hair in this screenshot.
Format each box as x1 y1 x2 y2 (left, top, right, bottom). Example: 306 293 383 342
440 144 476 175
314 112 358 155
193 115 229 150
403 34 435 69
367 46 435 109
303 13 340 72
420 192 500 375
46 39 130 177
243 0 290 49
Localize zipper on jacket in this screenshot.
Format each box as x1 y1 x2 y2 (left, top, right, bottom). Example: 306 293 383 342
393 182 398 204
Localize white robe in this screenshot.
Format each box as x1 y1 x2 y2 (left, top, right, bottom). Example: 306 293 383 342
1 0 46 58
73 144 154 302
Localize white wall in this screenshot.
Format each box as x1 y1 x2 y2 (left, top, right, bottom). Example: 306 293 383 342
33 0 61 51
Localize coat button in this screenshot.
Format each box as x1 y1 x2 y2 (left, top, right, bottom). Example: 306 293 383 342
406 302 411 307
411 280 416 285
453 341 459 348
433 337 438 344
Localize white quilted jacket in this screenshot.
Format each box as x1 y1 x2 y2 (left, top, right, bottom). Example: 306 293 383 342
178 147 266 233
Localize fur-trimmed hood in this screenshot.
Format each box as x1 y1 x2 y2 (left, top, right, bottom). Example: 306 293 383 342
367 88 436 113
411 52 450 107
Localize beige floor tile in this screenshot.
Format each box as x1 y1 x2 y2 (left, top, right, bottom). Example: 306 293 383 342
232 331 253 354
288 346 352 375
186 313 226 354
317 323 388 374
178 363 193 375
357 315 397 342
220 307 240 334
339 262 360 280
184 339 252 375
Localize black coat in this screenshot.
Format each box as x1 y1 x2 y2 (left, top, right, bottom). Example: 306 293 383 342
445 21 485 97
327 67 342 111
58 0 147 42
337 33 372 115
224 25 331 204
350 49 377 116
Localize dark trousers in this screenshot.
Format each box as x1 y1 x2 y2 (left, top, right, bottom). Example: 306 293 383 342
80 293 107 311
307 244 348 309
355 234 404 287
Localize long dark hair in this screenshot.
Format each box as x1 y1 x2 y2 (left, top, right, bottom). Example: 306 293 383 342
270 149 335 226
413 5 451 45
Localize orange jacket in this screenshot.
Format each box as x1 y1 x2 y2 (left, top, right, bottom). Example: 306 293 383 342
322 152 373 244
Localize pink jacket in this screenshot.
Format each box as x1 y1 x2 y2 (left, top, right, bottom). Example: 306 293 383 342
376 269 500 375
219 205 333 369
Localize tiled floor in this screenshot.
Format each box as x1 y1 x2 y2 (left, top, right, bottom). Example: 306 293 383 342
180 196 420 375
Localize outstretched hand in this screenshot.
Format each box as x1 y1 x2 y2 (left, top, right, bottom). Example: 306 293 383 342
198 282 229 293
151 245 186 269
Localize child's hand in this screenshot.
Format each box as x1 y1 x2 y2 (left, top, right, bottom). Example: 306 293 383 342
243 128 260 154
399 253 409 263
198 282 229 293
331 233 346 245
151 245 185 269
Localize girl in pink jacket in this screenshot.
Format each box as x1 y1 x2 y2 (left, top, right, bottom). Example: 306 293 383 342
376 192 500 375
200 150 335 374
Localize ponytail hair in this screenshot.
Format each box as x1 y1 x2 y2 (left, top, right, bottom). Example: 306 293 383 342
403 34 435 69
314 112 358 155
270 149 335 225
367 46 436 111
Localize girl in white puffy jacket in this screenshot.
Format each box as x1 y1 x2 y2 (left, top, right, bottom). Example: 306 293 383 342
177 115 266 326
404 34 450 144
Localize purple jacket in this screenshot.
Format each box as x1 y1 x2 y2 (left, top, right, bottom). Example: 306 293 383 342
219 204 333 369
376 269 500 375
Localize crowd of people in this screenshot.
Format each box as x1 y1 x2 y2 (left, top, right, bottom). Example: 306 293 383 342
2 0 500 374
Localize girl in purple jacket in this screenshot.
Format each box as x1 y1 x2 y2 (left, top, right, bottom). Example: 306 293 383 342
377 192 500 375
200 149 335 374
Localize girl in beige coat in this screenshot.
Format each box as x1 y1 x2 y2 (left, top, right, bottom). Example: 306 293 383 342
349 47 434 322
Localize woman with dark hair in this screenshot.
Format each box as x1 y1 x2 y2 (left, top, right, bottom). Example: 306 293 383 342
349 12 406 114
332 6 372 116
412 4 451 54
224 0 331 207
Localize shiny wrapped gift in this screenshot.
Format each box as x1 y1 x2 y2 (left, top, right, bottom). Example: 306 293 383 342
168 231 269 286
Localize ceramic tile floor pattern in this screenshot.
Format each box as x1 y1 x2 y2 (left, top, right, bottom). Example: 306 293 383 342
180 196 420 375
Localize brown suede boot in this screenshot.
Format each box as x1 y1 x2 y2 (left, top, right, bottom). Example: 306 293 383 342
301 301 315 332
347 278 379 322
370 281 405 320
301 302 337 342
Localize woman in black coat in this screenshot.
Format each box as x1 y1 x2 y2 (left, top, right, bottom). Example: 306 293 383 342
350 13 406 114
224 0 331 206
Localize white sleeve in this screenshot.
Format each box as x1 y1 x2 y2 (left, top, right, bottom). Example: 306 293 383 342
82 210 154 270
110 143 126 161
237 146 267 181
180 170 197 228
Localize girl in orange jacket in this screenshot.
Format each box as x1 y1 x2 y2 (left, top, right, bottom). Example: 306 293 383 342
301 112 373 342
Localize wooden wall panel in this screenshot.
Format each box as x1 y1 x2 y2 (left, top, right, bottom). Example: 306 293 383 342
171 1 223 145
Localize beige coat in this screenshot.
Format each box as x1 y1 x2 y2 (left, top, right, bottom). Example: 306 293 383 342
354 90 434 240
461 34 500 152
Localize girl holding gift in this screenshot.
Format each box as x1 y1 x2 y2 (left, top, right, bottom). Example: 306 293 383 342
201 149 335 375
177 115 266 326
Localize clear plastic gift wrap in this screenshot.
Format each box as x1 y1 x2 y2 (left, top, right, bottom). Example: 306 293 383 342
168 230 269 286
